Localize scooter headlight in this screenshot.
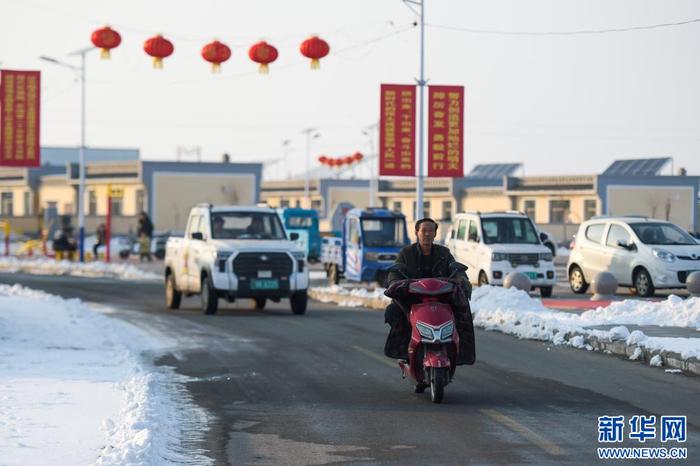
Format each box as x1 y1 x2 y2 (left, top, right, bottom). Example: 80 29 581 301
440 322 454 340
416 322 435 340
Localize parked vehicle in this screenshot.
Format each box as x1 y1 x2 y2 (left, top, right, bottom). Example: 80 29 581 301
386 262 468 403
535 227 557 257
321 207 409 286
164 204 309 314
568 216 700 297
446 211 556 297
277 208 321 263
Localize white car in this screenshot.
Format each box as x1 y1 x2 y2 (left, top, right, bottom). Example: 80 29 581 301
567 216 700 297
447 211 556 297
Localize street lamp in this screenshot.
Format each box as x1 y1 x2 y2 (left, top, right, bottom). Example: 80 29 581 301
300 128 320 206
362 123 378 206
40 46 95 262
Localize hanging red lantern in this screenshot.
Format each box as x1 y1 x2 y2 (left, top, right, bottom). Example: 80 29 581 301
144 34 174 69
328 158 337 167
344 155 355 165
91 26 121 59
248 41 278 74
299 35 329 69
201 40 231 73
353 152 363 162
318 155 328 164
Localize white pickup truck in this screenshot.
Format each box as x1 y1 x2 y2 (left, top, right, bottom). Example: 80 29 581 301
164 204 309 315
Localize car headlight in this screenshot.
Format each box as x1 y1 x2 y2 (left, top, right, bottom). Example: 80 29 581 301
491 252 508 261
292 251 306 260
538 252 553 261
416 322 435 340
364 251 378 261
652 248 676 263
216 251 232 260
440 322 454 340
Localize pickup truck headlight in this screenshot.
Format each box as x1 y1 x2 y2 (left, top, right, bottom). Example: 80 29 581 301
216 252 232 272
538 252 553 261
491 252 508 262
652 248 676 263
292 251 306 273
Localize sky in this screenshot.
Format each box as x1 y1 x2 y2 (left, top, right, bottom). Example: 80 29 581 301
1 0 699 179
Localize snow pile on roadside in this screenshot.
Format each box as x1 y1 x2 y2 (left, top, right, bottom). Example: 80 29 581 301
310 284 390 308
0 284 211 466
471 286 700 360
0 257 160 281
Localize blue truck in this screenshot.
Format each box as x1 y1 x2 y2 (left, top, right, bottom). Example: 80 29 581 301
277 208 321 262
321 207 409 286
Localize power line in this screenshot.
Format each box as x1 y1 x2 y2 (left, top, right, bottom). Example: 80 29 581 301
426 17 700 36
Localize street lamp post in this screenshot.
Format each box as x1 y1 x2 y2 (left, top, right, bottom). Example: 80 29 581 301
362 123 378 206
40 46 94 262
300 128 320 207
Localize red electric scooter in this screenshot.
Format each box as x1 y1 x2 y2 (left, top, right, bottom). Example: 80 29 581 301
386 262 468 403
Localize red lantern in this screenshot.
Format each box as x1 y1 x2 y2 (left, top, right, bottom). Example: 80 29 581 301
318 155 328 164
344 155 355 165
201 40 231 73
299 35 329 69
328 158 337 167
353 152 363 161
144 34 174 69
248 41 278 74
91 26 121 59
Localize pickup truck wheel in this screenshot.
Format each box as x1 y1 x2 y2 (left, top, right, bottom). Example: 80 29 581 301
254 298 266 310
290 291 308 315
165 273 181 309
201 275 218 315
328 264 340 286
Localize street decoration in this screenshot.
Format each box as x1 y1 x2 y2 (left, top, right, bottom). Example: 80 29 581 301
379 84 415 176
90 26 122 59
0 70 41 167
248 41 278 74
299 36 329 69
318 152 363 168
143 34 174 69
427 85 464 177
201 40 231 73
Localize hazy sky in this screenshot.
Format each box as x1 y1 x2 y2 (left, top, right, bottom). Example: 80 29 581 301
2 0 699 179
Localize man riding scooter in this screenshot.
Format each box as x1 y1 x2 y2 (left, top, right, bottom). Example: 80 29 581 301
384 218 476 364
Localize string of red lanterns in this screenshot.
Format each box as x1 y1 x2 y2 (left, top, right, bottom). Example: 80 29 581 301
318 152 363 168
90 26 329 73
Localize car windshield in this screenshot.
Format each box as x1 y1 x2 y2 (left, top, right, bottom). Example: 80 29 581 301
361 218 406 247
629 222 697 245
481 217 540 245
286 216 313 228
210 212 287 240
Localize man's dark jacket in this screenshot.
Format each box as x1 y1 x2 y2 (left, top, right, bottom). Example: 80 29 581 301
388 243 470 297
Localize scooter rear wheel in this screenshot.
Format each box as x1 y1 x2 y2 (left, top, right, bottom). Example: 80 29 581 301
430 367 447 403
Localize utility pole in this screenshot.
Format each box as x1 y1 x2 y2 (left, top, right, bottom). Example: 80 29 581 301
363 123 378 206
300 128 320 207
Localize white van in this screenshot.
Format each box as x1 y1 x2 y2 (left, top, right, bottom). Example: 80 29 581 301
447 211 556 297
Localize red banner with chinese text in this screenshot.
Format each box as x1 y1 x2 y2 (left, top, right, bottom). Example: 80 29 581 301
0 70 41 167
379 84 415 176
428 85 463 177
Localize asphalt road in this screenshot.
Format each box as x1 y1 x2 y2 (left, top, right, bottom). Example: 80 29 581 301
1 273 698 465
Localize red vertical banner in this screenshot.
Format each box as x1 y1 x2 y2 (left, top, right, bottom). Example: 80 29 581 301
428 85 464 177
379 84 415 176
0 70 41 167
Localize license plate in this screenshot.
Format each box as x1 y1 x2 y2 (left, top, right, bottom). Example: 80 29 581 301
251 279 279 290
525 272 538 280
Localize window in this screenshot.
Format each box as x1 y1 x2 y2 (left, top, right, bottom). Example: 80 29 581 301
524 200 536 220
111 197 123 216
287 216 313 228
468 221 479 242
88 190 97 215
348 218 360 245
311 199 322 212
549 200 570 224
480 217 539 244
456 219 467 240
606 224 631 248
361 218 406 247
23 191 32 216
295 199 301 208
136 189 145 213
584 199 597 221
1 192 12 216
411 201 430 219
585 223 605 243
210 212 286 240
280 199 290 208
442 200 453 221
393 201 402 213
629 222 696 246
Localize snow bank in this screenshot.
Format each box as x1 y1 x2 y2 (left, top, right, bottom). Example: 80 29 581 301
0 257 160 281
0 284 211 465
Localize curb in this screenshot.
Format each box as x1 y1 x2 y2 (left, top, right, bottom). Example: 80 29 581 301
309 288 700 376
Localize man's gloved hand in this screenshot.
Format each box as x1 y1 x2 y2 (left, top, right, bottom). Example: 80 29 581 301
384 279 412 299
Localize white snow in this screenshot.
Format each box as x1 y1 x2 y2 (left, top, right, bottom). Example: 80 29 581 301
650 354 664 367
0 257 160 281
0 284 210 465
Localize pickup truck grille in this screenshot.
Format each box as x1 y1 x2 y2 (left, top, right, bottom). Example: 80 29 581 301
508 253 538 266
233 252 293 278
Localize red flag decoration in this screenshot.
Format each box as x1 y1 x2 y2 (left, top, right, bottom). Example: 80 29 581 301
379 84 415 176
1 70 41 167
428 85 464 177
